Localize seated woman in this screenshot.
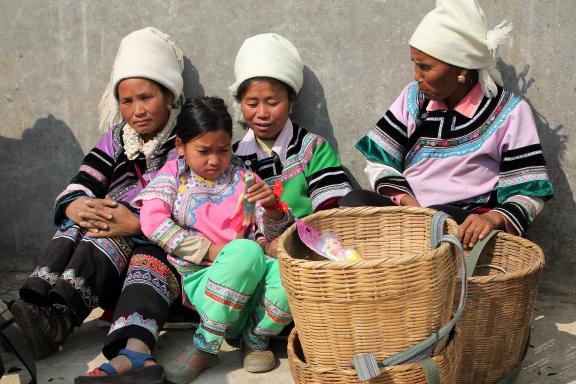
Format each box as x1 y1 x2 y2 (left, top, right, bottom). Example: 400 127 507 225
10 27 186 383
231 33 353 256
341 0 553 248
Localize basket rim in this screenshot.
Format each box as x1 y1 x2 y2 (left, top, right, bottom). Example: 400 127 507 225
462 231 545 283
278 206 459 269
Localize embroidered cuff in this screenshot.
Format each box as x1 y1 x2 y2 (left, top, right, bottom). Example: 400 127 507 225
492 202 531 237
149 217 191 255
262 210 294 242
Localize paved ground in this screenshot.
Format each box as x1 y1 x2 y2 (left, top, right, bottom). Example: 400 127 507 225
1 272 575 383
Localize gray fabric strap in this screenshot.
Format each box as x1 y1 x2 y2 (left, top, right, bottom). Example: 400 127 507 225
351 211 467 382
460 230 502 278
420 358 441 384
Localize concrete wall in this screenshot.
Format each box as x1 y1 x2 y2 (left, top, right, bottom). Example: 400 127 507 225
1 0 574 297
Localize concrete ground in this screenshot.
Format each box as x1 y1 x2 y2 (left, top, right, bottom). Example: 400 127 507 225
1 273 575 384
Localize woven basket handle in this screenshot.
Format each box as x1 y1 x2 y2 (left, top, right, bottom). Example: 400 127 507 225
350 211 467 382
460 229 502 278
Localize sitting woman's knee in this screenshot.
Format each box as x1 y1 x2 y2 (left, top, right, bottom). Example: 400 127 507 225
216 239 266 275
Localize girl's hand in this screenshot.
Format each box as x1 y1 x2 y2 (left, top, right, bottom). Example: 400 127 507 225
207 243 226 261
459 211 505 248
399 195 420 207
246 180 283 220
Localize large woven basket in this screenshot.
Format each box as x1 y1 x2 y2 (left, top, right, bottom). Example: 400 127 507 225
456 231 544 383
277 207 459 369
288 327 461 384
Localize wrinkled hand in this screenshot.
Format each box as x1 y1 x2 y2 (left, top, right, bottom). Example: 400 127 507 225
66 196 141 238
399 195 421 207
459 211 505 248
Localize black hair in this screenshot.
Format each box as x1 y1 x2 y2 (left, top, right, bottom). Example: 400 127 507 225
175 97 233 144
234 77 297 103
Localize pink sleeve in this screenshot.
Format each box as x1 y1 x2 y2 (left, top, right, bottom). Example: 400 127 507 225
140 199 172 238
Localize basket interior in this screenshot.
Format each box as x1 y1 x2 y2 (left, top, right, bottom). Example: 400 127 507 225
281 209 454 262
470 233 544 276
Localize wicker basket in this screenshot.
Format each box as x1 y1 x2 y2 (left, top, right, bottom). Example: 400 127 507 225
277 207 459 369
288 327 461 384
456 231 544 383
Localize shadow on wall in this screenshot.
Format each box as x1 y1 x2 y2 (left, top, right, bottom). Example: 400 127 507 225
0 115 84 272
182 56 206 100
497 59 576 297
292 66 361 190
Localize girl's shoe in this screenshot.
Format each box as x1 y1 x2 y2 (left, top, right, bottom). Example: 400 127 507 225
164 344 218 384
243 345 277 373
74 348 164 384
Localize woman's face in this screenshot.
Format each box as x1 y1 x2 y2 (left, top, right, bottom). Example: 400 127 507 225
410 47 462 103
117 78 173 141
240 80 293 141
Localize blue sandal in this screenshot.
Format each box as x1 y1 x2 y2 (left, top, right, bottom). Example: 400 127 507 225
74 348 164 384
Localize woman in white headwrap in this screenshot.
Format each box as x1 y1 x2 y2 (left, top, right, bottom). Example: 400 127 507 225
11 28 187 383
342 0 553 247
232 33 353 254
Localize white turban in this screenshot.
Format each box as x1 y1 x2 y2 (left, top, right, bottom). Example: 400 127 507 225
98 27 185 133
229 33 304 96
409 0 512 98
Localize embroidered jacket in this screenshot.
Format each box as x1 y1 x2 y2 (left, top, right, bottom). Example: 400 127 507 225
54 122 177 228
233 119 353 219
356 82 554 236
134 158 293 274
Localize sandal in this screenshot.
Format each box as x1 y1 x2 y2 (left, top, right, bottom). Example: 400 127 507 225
74 348 164 384
164 344 218 384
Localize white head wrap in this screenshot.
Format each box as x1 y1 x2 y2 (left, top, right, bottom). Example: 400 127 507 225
229 33 304 123
98 27 185 134
409 0 512 98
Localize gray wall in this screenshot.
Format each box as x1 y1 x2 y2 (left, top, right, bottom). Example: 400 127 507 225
1 0 574 297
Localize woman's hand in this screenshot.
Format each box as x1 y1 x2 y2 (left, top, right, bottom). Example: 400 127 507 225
246 180 283 220
459 211 505 248
65 197 115 231
66 196 141 238
399 195 421 207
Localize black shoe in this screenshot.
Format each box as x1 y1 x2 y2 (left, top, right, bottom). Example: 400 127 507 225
11 300 74 359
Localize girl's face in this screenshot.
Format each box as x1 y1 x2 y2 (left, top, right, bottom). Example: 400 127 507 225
176 130 232 180
118 78 173 141
240 79 293 141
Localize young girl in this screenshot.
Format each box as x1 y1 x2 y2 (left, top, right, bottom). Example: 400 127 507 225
134 97 293 384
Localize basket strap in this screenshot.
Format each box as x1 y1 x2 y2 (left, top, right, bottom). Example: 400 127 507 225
459 229 502 278
420 358 441 384
351 213 468 382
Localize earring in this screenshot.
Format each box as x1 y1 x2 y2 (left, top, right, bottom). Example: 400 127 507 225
457 74 466 84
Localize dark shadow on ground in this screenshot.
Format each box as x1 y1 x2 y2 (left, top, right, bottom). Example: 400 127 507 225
497 59 576 298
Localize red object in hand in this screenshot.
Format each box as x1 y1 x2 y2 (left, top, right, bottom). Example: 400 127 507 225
272 180 289 213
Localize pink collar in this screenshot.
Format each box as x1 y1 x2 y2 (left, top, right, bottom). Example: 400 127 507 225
426 83 484 118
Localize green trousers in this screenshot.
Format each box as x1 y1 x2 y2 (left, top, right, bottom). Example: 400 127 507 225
183 239 292 354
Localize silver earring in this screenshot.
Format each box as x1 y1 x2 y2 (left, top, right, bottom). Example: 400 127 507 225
457 74 466 84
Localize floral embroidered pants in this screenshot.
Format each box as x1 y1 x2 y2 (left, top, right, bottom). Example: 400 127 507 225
183 239 293 354
20 225 133 324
